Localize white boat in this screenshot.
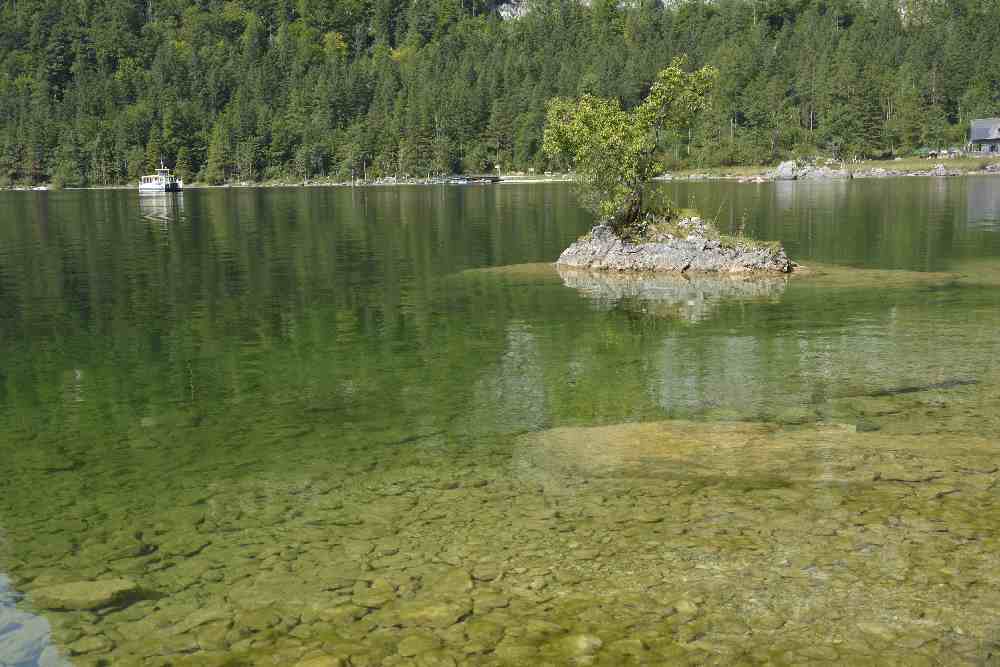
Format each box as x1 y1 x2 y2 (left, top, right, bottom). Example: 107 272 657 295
139 164 183 193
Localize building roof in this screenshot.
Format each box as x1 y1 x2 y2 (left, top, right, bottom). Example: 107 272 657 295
971 118 1000 142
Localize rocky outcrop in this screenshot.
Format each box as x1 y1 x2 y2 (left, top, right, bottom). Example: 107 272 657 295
798 165 851 180
774 161 798 180
556 218 793 273
772 160 851 180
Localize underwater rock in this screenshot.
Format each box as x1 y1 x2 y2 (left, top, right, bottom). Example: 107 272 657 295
67 634 113 655
30 579 139 611
396 598 471 629
557 219 793 274
397 632 443 656
427 569 474 596
560 633 603 656
295 656 345 667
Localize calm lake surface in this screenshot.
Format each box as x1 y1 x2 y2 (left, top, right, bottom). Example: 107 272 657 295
2 178 1000 666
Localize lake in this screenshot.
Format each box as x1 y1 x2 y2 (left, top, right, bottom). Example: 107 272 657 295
1 178 1000 665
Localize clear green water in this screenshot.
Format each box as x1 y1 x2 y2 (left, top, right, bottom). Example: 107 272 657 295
1 179 1000 666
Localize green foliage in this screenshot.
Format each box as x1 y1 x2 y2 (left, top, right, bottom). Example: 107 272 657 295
0 0 998 185
542 58 717 231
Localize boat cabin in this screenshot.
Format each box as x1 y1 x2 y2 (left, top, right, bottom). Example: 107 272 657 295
139 166 182 192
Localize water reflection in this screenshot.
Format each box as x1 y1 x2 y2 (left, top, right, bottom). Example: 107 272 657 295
0 575 67 667
557 266 787 321
138 193 185 224
658 177 1000 269
1 185 1000 664
965 176 1000 229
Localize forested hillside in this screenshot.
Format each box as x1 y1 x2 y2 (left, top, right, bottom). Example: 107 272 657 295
1 0 998 186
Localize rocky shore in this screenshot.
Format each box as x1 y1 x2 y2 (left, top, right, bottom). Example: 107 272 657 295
556 218 794 274
769 159 972 181
655 158 1000 183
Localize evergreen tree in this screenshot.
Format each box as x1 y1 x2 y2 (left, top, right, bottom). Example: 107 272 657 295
1 0 999 186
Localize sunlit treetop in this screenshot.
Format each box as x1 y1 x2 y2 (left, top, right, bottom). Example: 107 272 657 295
543 57 718 234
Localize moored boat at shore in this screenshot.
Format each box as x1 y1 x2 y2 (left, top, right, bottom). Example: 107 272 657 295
139 164 182 193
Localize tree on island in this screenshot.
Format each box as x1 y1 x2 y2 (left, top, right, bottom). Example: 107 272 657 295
542 58 718 236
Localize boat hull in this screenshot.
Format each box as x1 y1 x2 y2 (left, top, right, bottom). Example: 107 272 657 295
139 182 182 193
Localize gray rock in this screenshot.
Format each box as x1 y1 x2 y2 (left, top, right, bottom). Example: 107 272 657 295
774 160 798 180
29 579 139 611
854 167 902 179
798 165 851 180
557 219 792 274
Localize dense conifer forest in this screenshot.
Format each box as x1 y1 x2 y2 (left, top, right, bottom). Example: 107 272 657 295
1 0 998 185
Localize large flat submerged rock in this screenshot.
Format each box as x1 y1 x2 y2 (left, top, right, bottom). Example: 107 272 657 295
557 219 793 273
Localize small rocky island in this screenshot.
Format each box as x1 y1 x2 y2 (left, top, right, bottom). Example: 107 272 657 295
543 60 794 275
557 216 794 273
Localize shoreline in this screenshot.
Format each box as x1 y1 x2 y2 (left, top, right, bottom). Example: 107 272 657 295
4 159 999 192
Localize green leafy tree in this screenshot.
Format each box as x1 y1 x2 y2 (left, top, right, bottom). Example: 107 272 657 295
542 57 717 233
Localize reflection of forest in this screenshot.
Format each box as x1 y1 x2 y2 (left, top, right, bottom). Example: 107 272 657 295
1 185 1000 519
659 177 1000 270
0 186 588 466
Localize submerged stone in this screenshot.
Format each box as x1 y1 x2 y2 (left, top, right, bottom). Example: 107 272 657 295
559 633 603 656
397 632 442 657
396 599 471 629
295 656 345 667
29 579 139 611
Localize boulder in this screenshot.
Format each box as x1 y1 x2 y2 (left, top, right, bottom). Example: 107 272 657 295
29 579 139 611
774 160 798 180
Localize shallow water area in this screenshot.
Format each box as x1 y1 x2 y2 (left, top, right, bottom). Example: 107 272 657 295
1 181 1000 665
